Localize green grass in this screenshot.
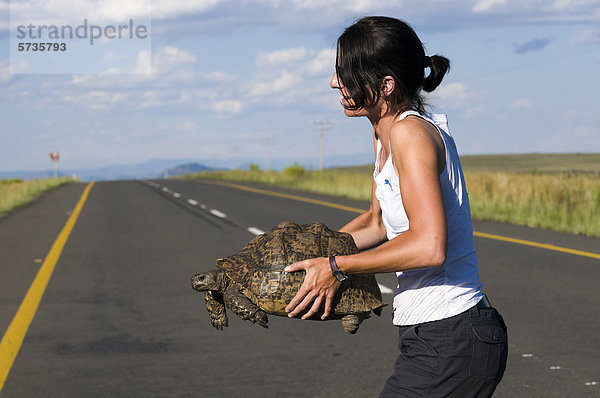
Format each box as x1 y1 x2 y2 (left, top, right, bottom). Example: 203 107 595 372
0 177 76 218
181 154 600 238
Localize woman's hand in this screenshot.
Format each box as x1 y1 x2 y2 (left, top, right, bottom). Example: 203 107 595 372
284 257 341 320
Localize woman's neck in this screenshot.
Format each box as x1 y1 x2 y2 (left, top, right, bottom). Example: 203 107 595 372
369 104 400 155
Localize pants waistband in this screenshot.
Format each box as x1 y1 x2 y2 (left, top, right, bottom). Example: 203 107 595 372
468 294 491 318
477 294 491 309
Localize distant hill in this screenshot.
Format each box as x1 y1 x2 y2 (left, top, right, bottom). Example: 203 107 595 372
0 158 198 181
329 153 600 174
458 153 600 173
162 163 214 177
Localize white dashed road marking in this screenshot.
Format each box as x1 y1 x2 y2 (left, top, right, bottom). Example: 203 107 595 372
187 199 199 206
210 209 226 218
173 193 181 198
378 283 395 294
247 227 265 235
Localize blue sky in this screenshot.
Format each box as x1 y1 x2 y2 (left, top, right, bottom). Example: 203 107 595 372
1 0 599 171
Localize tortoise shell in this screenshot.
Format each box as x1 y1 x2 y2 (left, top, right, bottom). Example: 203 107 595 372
217 222 385 318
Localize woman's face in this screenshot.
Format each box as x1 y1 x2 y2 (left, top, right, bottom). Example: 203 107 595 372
330 66 376 118
330 68 367 117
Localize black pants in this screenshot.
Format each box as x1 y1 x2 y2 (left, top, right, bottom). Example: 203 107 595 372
380 304 508 397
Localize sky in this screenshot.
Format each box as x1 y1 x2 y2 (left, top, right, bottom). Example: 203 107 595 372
0 0 599 172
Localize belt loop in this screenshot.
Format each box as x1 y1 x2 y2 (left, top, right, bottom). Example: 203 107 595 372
468 305 480 318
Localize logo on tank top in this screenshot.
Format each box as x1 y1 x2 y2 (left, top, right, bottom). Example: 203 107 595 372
384 178 393 191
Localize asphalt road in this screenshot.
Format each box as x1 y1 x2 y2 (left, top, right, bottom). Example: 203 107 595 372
0 179 598 397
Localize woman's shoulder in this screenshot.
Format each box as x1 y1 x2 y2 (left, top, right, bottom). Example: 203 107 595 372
389 115 438 148
389 114 446 172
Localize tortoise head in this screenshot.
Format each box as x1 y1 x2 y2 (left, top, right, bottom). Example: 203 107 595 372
191 270 225 292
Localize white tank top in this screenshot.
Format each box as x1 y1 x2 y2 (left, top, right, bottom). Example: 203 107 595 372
374 111 483 326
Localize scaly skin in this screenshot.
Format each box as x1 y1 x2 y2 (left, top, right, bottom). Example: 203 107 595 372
223 284 268 328
204 290 228 330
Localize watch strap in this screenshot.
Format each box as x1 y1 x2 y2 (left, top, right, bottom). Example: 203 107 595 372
329 255 348 282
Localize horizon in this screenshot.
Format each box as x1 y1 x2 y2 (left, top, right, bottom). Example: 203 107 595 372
3 152 599 180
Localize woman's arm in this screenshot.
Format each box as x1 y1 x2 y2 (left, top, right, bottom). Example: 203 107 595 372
339 179 387 250
339 132 387 250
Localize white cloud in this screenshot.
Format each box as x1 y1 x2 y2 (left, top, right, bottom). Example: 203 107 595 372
212 100 242 115
59 90 130 112
247 70 301 97
152 46 196 72
152 0 228 19
428 83 474 107
473 0 508 13
257 47 308 66
426 82 483 118
537 125 600 151
9 0 152 26
207 71 235 82
511 98 534 109
132 50 152 75
246 46 336 107
302 48 336 77
292 0 386 12
5 0 226 27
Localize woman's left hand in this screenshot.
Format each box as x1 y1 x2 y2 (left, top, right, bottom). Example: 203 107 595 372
284 257 341 320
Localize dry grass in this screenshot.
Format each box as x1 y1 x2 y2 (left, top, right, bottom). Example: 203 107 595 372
0 177 75 218
182 166 373 201
465 171 600 236
182 159 600 237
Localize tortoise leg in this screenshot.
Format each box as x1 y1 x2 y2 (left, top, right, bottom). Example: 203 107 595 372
224 285 268 328
341 313 370 334
205 290 228 330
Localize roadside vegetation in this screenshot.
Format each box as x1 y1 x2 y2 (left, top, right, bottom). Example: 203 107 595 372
0 177 76 218
182 154 600 238
183 163 373 200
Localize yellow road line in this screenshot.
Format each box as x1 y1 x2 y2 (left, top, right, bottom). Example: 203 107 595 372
0 182 94 391
204 180 367 214
199 179 600 260
473 231 600 260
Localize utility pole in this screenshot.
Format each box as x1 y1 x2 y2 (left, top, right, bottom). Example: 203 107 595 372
313 120 330 171
233 146 239 170
265 136 271 171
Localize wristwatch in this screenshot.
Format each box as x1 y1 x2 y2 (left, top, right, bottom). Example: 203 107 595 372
329 255 348 282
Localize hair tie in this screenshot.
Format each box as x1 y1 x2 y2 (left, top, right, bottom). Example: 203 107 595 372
424 56 432 68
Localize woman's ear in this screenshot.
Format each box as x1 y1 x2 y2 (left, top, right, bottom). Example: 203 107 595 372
380 76 396 97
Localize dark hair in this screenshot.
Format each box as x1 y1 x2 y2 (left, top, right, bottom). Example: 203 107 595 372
336 16 450 115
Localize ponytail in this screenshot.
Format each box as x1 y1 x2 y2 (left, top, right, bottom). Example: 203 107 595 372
422 55 450 92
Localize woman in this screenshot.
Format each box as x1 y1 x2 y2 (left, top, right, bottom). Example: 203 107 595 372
284 16 508 397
